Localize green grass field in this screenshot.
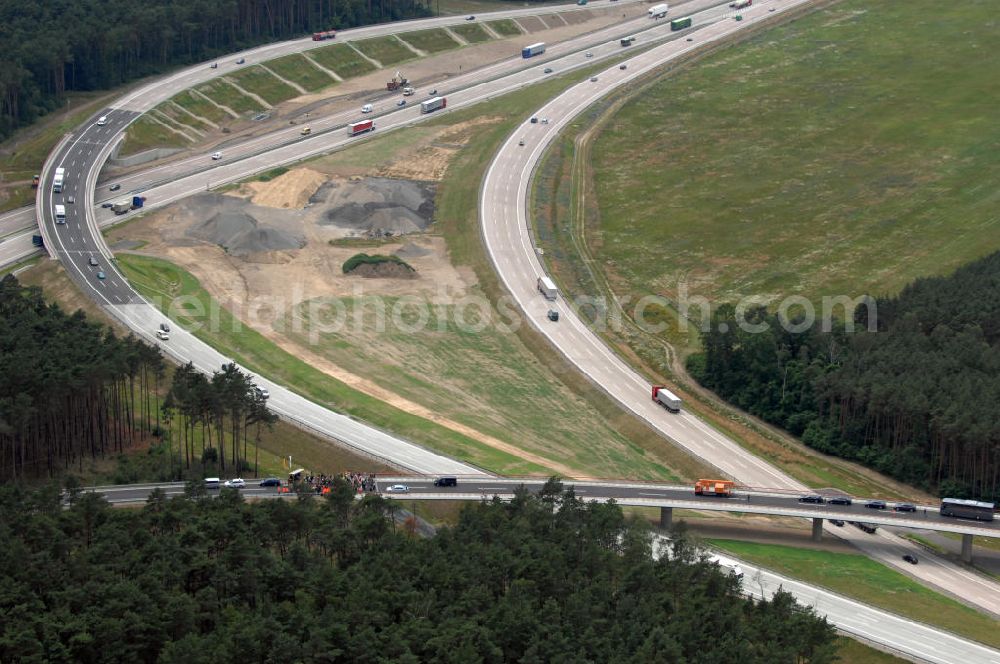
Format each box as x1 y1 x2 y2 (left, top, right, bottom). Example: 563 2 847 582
157 104 210 133
196 79 261 115
709 539 1000 650
170 90 233 125
450 23 492 44
486 19 522 37
265 54 337 92
309 43 377 79
120 115 189 155
589 0 1000 311
116 253 548 475
226 66 300 105
398 28 460 54
354 36 416 67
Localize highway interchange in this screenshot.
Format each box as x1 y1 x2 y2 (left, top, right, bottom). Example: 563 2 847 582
27 0 1000 659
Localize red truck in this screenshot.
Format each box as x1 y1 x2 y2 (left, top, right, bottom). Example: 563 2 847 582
312 30 336 41
348 120 375 136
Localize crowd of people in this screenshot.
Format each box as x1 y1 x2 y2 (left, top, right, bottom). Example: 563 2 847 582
298 472 377 494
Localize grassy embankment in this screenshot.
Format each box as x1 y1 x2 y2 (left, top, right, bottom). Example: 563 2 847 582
532 0 998 500
265 54 339 92
354 36 417 67
450 23 492 43
226 66 300 105
709 538 1000 651
309 43 378 79
486 19 523 37
397 28 461 54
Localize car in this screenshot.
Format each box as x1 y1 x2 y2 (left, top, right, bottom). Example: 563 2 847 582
894 503 917 512
300 126 311 135
828 519 845 527
865 500 887 510
731 565 744 579
585 51 593 58
210 63 218 69
466 15 475 20
429 89 438 96
155 329 169 341
543 67 553 74
211 151 222 160
619 64 627 70
66 195 75 204
101 202 114 208
547 310 559 321
97 116 108 126
798 494 825 504
828 496 852 506
386 484 409 493
236 58 245 64
433 477 457 487
159 322 170 333
224 478 246 488
88 256 99 267
902 554 918 565
687 37 693 42
255 386 270 399
259 477 281 487
530 117 538 124
541 118 549 124
590 76 599 82
397 100 407 107
361 104 373 113
518 139 525 146
96 271 106 280
109 184 121 191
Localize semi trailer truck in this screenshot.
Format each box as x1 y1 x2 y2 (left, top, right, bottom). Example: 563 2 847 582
522 42 546 58
348 119 375 136
53 167 65 193
648 3 669 18
671 16 692 30
695 479 735 497
651 385 682 412
537 276 558 300
421 97 447 114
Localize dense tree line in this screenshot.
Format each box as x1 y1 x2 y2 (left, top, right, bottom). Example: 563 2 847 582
0 275 165 480
0 480 836 662
688 251 1000 501
0 0 433 139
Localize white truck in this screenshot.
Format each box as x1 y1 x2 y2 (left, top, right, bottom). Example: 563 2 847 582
651 385 682 413
111 199 133 214
648 3 670 18
420 97 447 114
537 276 558 300
52 167 65 193
54 204 66 224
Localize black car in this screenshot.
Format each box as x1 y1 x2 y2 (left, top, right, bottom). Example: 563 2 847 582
159 322 170 333
101 202 114 208
894 503 916 513
530 117 538 124
236 58 246 65
109 184 121 191
547 310 559 322
798 494 825 504
259 477 281 487
828 519 845 527
828 496 852 506
865 500 887 510
902 554 918 565
433 477 457 487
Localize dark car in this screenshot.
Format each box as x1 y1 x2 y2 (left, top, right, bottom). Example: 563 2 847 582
903 554 918 565
88 256 99 267
96 271 106 280
865 500 887 510
798 494 825 504
619 64 627 70
433 477 457 487
159 322 170 333
101 202 114 208
544 68 553 74
828 496 852 506
236 58 246 64
530 117 538 124
397 99 407 107
894 503 916 513
466 15 475 20
828 519 845 527
547 310 559 322
109 184 121 191
259 477 281 487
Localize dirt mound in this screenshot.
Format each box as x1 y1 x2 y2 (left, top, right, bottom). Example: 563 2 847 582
185 194 305 256
347 261 417 279
188 209 257 244
394 241 433 258
225 226 303 256
318 177 435 238
243 167 327 209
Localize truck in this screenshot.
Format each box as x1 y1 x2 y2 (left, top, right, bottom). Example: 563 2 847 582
420 96 447 114
31 174 40 189
386 71 408 92
112 199 133 214
54 204 66 224
132 195 146 209
729 0 752 8
312 30 336 41
537 276 558 300
521 42 546 58
620 36 635 46
348 119 375 136
52 167 65 193
651 385 682 412
648 3 669 18
31 234 43 247
402 86 415 96
670 16 692 30
695 479 735 497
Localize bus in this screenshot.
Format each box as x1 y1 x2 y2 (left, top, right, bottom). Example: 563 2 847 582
671 17 692 31
940 498 995 522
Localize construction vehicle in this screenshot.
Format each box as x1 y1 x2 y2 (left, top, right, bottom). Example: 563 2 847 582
386 71 408 92
695 479 735 497
651 385 682 412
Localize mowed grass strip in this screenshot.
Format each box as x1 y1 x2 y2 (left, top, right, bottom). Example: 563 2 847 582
354 36 415 67
708 539 1000 650
590 0 1000 308
157 104 210 132
121 115 188 155
171 90 232 125
487 19 522 36
309 43 377 79
116 253 548 475
266 54 337 92
398 28 460 54
196 79 261 115
226 66 300 105
450 23 492 43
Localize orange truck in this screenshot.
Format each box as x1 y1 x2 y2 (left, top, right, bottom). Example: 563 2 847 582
695 479 735 497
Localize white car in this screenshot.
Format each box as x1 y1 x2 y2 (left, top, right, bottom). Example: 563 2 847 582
224 478 246 488
585 51 593 58
155 329 169 341
211 152 222 160
386 484 409 493
97 115 108 126
361 104 373 113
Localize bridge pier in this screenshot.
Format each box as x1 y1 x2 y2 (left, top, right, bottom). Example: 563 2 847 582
961 533 973 563
660 506 673 530
812 517 823 542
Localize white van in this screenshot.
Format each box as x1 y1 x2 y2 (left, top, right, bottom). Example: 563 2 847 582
204 477 221 489
97 115 108 126
361 104 373 114
155 329 170 341
55 204 66 224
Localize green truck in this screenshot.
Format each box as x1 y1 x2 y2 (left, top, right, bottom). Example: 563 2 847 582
671 17 692 31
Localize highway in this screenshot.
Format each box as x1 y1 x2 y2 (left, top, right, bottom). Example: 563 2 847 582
77 479 1000 664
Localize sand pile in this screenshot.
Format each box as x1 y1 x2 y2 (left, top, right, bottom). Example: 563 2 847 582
244 168 327 209
185 194 305 256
